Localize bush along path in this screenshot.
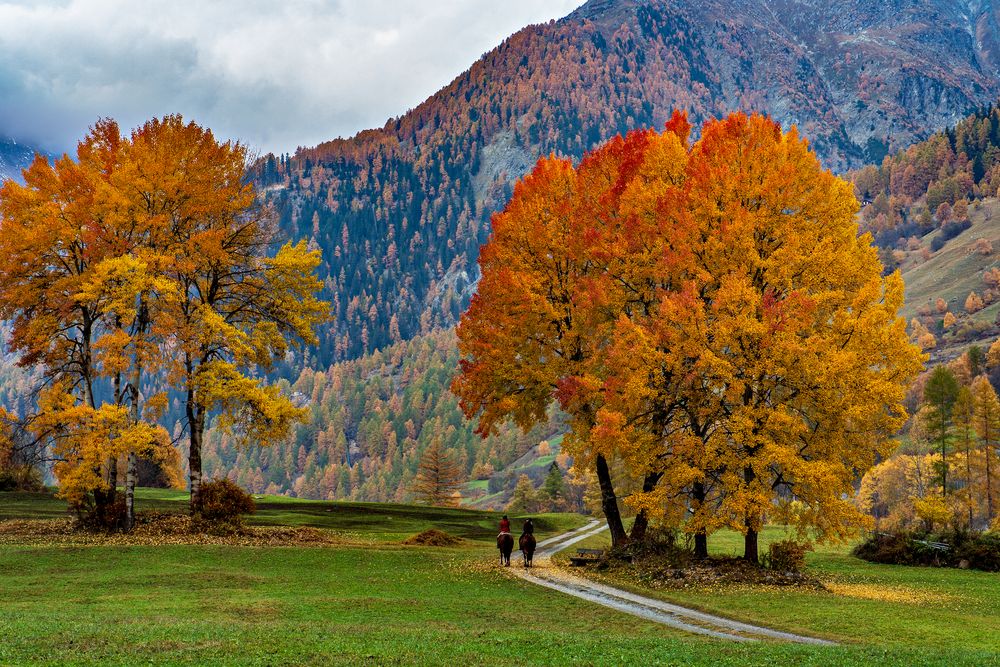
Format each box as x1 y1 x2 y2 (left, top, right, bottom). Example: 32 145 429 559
509 521 836 645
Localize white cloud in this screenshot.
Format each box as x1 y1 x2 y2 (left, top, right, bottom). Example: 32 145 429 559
0 0 583 154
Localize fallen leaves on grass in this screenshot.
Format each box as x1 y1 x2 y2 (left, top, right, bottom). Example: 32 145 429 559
445 554 512 583
403 529 462 546
0 512 349 547
825 582 958 605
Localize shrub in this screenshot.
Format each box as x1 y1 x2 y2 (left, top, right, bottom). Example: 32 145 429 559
0 464 44 492
930 219 972 251
765 539 810 572
613 525 693 568
75 496 127 532
195 479 256 526
954 532 1000 572
854 530 1000 571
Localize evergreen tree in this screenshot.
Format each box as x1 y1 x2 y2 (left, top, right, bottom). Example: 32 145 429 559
542 462 565 508
923 366 960 496
412 437 464 507
506 474 540 514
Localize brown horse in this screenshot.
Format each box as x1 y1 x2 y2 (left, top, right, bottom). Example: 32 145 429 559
497 533 514 566
519 533 536 568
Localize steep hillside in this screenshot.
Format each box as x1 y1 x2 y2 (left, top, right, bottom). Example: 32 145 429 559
897 198 1000 360
202 329 564 502
263 0 1000 363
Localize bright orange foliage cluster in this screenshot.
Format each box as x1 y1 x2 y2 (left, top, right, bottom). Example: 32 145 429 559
454 112 925 561
0 116 328 527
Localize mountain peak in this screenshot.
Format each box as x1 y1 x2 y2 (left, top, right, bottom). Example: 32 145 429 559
264 0 1000 363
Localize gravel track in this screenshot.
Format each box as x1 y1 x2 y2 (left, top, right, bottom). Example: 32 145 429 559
509 520 836 645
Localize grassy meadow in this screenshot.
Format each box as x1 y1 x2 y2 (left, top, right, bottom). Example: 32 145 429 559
1 490 997 665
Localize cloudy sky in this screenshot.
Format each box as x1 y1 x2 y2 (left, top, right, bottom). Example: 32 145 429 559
0 0 583 155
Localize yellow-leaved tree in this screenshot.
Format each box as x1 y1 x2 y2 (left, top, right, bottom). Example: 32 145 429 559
0 115 329 527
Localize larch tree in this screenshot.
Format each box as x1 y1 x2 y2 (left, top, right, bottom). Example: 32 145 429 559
952 385 976 528
412 437 464 507
973 375 1000 526
507 473 540 514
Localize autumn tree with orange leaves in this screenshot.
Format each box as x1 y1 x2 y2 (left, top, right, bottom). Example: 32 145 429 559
454 111 923 562
0 116 328 528
453 113 696 547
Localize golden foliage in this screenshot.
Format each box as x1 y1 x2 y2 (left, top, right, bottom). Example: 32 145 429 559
454 111 924 556
0 116 329 519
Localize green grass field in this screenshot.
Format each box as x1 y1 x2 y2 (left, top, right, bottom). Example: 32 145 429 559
1 490 997 665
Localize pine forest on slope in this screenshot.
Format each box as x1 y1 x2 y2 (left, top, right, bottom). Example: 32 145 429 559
259 0 1000 364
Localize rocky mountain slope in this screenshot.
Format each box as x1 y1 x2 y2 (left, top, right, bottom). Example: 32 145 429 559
263 0 1000 364
0 137 39 183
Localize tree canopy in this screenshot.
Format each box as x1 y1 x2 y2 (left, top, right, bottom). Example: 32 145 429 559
454 111 924 560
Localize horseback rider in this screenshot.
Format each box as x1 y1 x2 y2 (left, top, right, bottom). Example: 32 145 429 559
499 514 511 536
522 518 533 536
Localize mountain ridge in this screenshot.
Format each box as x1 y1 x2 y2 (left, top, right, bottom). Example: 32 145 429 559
262 0 1000 366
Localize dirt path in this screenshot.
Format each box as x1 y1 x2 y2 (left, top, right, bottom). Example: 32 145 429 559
510 521 836 645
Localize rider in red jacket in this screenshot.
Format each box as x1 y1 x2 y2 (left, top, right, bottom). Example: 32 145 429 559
499 515 511 535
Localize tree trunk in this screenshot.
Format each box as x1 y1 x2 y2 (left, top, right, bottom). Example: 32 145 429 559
940 426 948 496
695 532 708 559
99 370 122 526
628 472 663 543
743 465 759 564
744 525 759 565
966 440 974 529
595 453 628 547
692 481 708 559
987 439 994 526
124 452 137 531
124 301 147 533
187 366 205 514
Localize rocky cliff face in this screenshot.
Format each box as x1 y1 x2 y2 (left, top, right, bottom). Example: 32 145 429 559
573 0 1000 168
0 137 39 183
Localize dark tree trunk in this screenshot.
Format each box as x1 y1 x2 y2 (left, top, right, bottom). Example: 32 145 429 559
187 385 204 514
987 440 994 526
595 453 628 547
628 471 663 543
692 481 708 559
743 465 759 564
695 532 709 559
124 301 148 533
744 526 759 565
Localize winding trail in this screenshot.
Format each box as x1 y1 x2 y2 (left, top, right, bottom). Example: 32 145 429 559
510 521 836 645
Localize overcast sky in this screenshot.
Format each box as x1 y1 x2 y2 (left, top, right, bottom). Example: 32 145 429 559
0 0 583 155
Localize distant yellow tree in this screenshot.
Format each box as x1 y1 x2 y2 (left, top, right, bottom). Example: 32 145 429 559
412 437 464 507
943 311 957 328
966 291 985 313
989 339 1000 367
506 474 540 514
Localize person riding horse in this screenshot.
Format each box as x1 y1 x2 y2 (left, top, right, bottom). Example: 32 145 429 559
519 519 536 567
497 514 513 566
